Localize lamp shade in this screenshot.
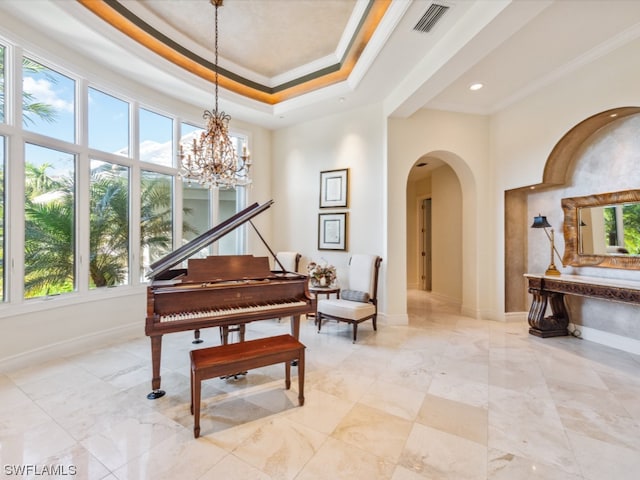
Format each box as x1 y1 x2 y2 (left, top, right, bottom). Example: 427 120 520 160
531 215 552 229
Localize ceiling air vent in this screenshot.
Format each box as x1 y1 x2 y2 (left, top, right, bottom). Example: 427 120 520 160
413 3 449 33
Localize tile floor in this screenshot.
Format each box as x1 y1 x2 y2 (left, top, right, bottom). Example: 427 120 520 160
2 290 640 479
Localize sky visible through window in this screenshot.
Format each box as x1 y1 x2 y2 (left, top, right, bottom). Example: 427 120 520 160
22 61 183 165
89 87 130 156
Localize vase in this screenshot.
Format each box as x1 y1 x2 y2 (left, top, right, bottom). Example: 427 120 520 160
319 276 327 287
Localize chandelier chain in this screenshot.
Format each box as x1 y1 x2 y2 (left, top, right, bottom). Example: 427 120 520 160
178 0 251 189
214 1 219 115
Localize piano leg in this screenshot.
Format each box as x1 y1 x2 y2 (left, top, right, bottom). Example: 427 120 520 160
219 325 246 345
291 315 300 366
147 335 166 400
291 315 301 340
192 329 203 344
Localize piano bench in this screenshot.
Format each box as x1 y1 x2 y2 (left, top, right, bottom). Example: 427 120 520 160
189 334 306 438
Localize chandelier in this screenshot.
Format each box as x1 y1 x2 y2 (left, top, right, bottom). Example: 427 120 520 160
179 0 251 189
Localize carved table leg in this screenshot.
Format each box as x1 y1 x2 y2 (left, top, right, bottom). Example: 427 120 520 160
528 288 569 338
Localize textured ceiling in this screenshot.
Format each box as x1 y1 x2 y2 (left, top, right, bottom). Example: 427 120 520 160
128 0 358 78
79 0 388 104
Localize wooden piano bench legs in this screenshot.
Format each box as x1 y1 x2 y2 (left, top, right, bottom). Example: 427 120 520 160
189 334 306 438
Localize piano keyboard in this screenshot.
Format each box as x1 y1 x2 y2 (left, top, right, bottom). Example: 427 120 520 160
158 299 308 323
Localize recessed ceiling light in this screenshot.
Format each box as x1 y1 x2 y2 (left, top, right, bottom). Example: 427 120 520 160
469 83 484 91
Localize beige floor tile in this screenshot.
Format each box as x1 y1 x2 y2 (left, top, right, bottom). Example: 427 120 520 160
3 291 640 479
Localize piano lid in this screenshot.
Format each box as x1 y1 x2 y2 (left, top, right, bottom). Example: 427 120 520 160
146 200 274 280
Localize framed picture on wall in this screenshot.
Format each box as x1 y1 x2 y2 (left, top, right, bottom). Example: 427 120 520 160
318 212 347 250
319 168 349 208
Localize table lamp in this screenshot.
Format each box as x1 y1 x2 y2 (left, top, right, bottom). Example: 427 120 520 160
531 214 562 276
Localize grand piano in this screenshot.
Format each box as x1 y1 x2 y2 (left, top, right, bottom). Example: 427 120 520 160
145 200 315 399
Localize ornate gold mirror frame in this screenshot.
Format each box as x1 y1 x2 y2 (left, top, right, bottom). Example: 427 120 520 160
562 189 640 269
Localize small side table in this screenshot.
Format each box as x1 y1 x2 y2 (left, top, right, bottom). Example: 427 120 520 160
308 286 340 322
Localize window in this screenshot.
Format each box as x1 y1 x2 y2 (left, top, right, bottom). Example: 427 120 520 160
0 136 4 301
180 122 210 256
218 188 240 255
0 44 5 123
182 179 210 256
88 88 130 156
90 160 130 288
140 108 172 167
22 58 75 143
140 170 173 278
0 37 248 307
24 143 76 298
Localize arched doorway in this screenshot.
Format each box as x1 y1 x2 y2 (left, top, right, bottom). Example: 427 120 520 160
406 153 464 306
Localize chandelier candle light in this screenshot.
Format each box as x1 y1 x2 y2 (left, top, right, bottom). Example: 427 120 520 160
179 0 251 189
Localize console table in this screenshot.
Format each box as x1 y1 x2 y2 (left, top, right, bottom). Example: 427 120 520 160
524 274 640 338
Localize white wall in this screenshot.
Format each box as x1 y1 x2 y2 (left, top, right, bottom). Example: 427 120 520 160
271 103 387 314
0 291 145 372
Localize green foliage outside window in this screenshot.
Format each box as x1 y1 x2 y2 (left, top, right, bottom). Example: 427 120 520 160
23 162 176 297
622 203 640 254
603 204 640 254
24 161 74 297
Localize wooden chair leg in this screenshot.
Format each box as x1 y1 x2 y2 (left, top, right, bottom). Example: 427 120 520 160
298 349 305 406
285 358 291 390
190 369 194 415
193 374 201 438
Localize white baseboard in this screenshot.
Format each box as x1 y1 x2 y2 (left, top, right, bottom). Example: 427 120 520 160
429 291 462 306
379 312 409 325
504 311 528 322
570 323 640 355
0 322 141 373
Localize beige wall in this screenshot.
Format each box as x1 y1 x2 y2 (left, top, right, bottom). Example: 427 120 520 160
271 103 389 316
431 166 463 303
406 166 463 302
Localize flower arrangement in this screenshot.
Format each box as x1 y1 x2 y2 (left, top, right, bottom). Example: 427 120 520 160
307 261 337 287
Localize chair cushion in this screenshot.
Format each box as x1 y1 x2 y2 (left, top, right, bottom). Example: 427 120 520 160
340 289 370 303
317 298 375 321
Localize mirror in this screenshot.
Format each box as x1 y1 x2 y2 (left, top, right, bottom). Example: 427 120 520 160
562 190 640 269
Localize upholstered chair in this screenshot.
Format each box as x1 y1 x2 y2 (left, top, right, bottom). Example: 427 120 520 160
316 254 382 342
274 251 301 273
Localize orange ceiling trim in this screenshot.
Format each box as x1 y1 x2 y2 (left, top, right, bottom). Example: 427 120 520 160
77 0 391 106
